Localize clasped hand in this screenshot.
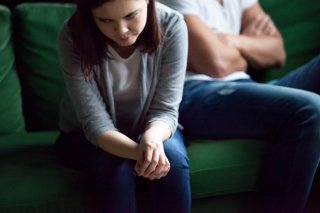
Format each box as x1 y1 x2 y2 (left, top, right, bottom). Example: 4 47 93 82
134 135 170 180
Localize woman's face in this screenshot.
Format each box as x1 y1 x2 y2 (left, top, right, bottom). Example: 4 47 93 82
92 0 148 48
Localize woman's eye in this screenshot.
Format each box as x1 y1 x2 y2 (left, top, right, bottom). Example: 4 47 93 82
99 19 112 23
126 12 138 20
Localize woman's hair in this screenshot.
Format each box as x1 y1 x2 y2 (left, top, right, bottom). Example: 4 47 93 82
69 0 163 80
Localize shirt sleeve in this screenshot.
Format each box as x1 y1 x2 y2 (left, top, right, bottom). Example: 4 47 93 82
58 23 117 145
158 0 200 16
241 0 258 10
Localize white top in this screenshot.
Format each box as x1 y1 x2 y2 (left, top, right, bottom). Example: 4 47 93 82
159 0 257 81
108 46 142 133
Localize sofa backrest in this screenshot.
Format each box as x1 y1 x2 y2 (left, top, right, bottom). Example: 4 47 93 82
3 1 320 133
0 5 25 135
260 0 320 81
13 3 75 131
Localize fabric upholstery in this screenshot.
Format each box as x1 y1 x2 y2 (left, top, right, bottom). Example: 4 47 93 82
0 5 25 135
260 0 320 81
188 139 270 198
13 3 75 131
0 131 97 212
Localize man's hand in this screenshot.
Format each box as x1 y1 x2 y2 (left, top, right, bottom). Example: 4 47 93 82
242 14 277 37
234 3 286 68
184 15 248 78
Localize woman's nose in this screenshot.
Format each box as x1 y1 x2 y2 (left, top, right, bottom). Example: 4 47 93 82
115 21 129 35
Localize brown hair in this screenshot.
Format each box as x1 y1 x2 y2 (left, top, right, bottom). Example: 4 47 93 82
69 0 163 80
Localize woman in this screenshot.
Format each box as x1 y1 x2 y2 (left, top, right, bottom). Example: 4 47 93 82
55 0 190 212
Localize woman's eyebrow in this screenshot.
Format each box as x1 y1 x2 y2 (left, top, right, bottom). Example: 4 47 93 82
124 9 141 18
94 9 141 20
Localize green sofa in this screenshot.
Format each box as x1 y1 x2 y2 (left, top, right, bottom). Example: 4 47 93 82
0 1 319 212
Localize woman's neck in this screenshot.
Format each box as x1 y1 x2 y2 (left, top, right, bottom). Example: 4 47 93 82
111 44 136 59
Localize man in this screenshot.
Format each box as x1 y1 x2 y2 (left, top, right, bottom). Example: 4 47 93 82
159 0 320 212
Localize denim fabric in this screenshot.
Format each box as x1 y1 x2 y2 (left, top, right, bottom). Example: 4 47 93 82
56 129 191 213
179 54 320 213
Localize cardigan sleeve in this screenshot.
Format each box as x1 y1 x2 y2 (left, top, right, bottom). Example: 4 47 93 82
146 6 188 135
58 23 117 145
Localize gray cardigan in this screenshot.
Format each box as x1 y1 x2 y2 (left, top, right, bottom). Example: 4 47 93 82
58 3 188 145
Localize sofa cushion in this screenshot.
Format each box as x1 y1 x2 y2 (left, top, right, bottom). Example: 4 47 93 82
0 131 97 212
13 3 75 131
0 5 25 135
188 139 271 198
0 132 271 211
260 0 320 81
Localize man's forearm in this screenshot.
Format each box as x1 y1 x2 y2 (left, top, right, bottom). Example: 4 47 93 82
222 34 286 69
234 3 286 69
184 15 248 78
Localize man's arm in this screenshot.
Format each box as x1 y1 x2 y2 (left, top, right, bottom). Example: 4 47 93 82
224 3 286 69
184 15 248 78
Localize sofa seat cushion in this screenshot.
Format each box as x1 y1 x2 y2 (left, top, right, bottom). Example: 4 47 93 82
0 5 25 135
187 139 271 199
0 130 272 208
0 132 317 212
0 131 96 212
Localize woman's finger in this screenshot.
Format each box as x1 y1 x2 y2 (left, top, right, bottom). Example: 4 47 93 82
138 148 153 176
143 149 159 177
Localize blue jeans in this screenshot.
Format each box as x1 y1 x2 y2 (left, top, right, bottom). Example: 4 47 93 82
179 54 320 213
56 129 191 213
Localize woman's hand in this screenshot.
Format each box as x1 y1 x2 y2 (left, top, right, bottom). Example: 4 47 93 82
135 134 170 180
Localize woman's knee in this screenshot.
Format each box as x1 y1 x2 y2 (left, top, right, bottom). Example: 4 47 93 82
92 153 136 188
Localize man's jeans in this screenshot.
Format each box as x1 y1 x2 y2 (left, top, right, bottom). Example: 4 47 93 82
179 54 320 213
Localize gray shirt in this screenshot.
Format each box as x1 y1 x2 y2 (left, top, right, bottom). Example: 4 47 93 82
58 3 188 145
